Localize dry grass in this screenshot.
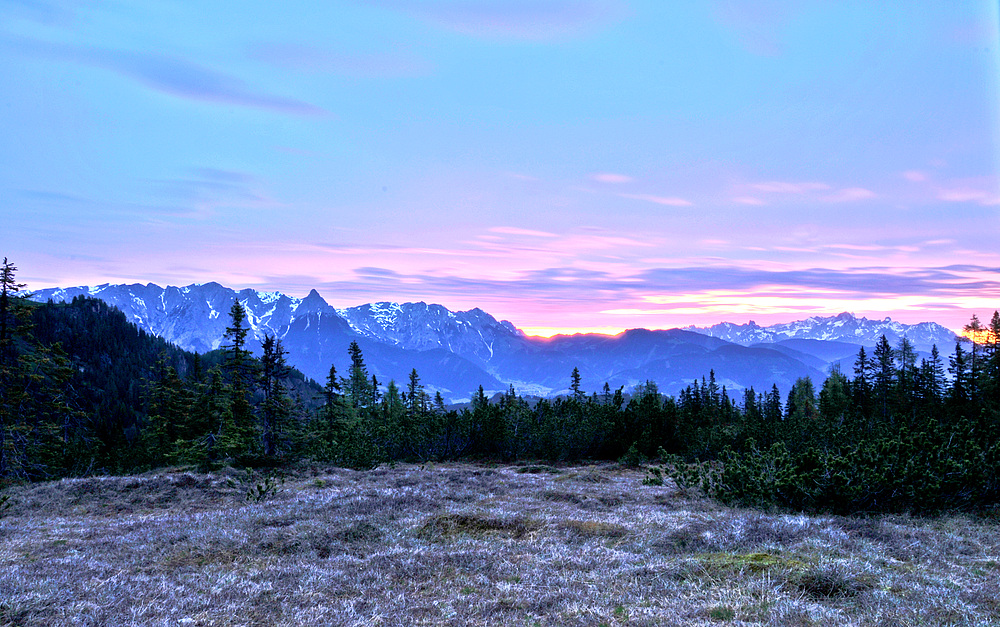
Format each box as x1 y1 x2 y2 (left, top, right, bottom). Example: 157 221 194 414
2 463 999 626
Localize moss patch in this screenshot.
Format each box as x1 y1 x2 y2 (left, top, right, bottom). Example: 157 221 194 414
418 513 542 540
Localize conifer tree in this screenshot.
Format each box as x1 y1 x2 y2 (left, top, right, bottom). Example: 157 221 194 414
345 341 371 408
987 311 1000 410
964 314 985 400
0 259 77 479
819 366 850 427
0 257 25 477
260 334 290 457
851 346 872 420
406 368 425 418
949 340 971 411
220 300 257 460
873 335 895 421
570 367 583 401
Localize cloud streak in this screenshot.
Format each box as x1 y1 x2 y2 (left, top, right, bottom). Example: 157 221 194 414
281 262 1000 334
592 173 633 183
10 38 328 116
619 193 693 207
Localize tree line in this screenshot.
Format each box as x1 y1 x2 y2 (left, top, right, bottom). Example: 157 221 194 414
1 258 998 513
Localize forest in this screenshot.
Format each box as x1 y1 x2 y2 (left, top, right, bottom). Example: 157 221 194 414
2 258 998 514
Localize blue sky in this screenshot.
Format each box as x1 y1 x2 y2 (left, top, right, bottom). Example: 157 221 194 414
2 0 998 334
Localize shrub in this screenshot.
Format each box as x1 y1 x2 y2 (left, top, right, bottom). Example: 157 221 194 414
227 468 285 503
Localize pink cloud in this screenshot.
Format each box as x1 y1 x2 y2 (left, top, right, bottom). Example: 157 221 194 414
505 172 540 181
822 187 877 203
732 196 766 205
490 226 559 238
825 244 885 251
592 172 633 184
938 188 1000 204
619 193 693 207
752 181 830 193
902 170 927 182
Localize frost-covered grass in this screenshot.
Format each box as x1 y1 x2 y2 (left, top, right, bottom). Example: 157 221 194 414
2 463 999 626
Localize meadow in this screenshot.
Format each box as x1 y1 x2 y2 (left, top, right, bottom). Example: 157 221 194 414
2 463 999 626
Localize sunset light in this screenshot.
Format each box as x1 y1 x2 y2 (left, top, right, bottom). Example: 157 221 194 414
3 1 998 334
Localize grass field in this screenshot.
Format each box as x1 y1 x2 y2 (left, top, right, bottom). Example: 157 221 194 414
2 463 999 626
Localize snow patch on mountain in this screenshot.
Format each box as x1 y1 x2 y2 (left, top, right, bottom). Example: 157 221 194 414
685 312 957 352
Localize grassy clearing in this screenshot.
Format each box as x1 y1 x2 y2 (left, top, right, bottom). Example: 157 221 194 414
2 463 999 626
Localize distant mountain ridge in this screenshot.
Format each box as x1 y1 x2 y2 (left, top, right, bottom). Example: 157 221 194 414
684 312 957 353
33 282 959 402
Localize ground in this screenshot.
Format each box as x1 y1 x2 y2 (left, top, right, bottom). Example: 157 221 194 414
1 462 999 626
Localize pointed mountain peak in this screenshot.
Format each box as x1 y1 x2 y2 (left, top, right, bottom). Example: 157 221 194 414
294 288 331 315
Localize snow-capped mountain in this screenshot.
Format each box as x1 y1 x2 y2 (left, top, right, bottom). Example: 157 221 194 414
34 282 326 353
33 282 959 402
685 312 957 352
335 302 525 369
32 283 519 399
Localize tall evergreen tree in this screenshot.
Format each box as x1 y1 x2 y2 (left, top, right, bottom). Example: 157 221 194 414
987 311 1000 411
872 335 895 421
0 257 26 477
260 334 290 457
819 366 850 427
0 260 77 479
345 341 371 408
964 314 985 402
570 367 583 401
220 300 257 460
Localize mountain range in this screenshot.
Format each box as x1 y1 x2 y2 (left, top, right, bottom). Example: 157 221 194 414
33 282 960 402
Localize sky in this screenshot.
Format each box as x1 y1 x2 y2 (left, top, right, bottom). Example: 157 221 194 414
2 0 999 336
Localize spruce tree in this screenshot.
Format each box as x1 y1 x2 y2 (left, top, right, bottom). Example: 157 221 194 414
570 367 583 401
221 300 257 460
260 334 290 458
873 335 895 421
0 260 77 479
346 341 371 408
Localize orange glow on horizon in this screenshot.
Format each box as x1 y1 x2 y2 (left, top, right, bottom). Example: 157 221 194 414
961 329 997 345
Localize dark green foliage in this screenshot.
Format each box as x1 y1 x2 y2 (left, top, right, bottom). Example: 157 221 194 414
618 442 644 468
227 468 285 502
641 466 664 486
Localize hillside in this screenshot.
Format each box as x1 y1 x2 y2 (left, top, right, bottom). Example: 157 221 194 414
9 297 321 475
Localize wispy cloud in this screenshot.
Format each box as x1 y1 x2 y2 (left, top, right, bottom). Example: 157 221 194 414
821 187 876 203
9 38 328 116
289 262 1000 333
746 180 876 203
937 187 1000 205
376 0 625 40
150 167 279 218
732 196 766 205
752 181 830 194
619 193 693 207
490 226 559 237
591 172 633 184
